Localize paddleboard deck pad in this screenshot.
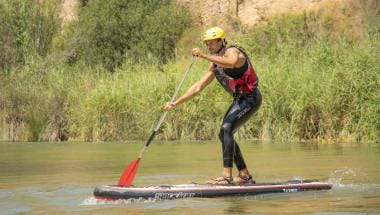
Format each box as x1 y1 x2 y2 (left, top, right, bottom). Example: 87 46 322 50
94 180 332 200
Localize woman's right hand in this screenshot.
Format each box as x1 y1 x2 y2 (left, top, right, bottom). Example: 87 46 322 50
192 48 204 58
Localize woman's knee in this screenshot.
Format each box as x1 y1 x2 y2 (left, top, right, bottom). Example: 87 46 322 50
219 122 233 140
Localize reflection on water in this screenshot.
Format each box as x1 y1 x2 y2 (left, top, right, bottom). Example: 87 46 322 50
0 141 379 214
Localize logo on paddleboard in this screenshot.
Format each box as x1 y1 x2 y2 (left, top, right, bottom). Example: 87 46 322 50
154 192 196 199
282 188 299 193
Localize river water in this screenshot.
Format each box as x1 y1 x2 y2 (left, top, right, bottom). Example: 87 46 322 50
0 141 379 214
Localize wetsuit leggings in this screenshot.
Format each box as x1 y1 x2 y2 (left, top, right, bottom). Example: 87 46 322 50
218 88 262 170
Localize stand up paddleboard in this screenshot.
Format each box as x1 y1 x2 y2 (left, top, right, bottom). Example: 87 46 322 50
94 180 332 200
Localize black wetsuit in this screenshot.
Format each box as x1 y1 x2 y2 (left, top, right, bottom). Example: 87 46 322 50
213 46 262 170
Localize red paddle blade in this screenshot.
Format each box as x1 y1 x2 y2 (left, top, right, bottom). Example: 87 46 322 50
118 158 141 187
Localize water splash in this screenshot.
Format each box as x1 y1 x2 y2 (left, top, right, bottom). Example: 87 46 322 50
328 168 357 187
80 196 156 205
327 168 380 198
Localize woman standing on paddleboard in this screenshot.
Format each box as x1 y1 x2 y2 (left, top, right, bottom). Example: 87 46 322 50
164 27 262 185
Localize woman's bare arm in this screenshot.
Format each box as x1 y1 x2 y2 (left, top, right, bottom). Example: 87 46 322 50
164 64 215 111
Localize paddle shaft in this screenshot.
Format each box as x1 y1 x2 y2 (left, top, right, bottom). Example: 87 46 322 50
138 57 195 158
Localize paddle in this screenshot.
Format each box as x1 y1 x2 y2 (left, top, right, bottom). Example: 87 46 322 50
118 57 196 187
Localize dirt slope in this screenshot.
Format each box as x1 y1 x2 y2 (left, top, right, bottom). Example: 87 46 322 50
177 0 348 28
59 0 79 28
59 0 377 35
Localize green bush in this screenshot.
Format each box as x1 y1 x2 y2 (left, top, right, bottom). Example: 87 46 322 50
65 0 191 71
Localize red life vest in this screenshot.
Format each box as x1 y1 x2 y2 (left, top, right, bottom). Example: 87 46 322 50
213 46 258 97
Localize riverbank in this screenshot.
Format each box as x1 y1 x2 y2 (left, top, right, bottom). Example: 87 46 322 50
0 1 379 143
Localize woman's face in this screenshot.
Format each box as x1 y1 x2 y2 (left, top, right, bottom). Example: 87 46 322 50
204 39 222 54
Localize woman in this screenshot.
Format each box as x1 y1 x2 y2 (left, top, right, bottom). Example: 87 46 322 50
164 27 262 184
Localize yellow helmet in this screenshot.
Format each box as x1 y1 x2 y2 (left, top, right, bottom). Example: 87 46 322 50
203 27 226 41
